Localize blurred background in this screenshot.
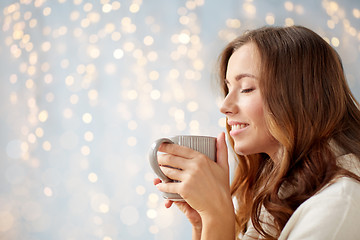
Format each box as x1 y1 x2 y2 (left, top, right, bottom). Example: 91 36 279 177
0 0 359 239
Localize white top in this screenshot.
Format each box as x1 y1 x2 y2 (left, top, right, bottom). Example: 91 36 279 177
241 153 360 240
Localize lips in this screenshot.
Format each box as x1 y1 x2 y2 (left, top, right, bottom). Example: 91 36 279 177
228 121 249 135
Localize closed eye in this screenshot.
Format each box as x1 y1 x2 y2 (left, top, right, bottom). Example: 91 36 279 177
241 88 254 93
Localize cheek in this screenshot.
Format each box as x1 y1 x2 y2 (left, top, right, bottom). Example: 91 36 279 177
248 99 266 128
252 106 276 144
252 104 275 144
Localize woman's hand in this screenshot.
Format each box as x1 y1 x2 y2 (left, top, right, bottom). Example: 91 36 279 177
154 132 235 239
153 179 202 228
154 179 202 239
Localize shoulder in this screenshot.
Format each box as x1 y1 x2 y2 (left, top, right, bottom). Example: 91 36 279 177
313 177 360 206
279 177 360 240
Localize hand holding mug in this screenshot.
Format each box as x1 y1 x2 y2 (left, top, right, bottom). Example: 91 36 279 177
150 133 235 236
149 135 217 201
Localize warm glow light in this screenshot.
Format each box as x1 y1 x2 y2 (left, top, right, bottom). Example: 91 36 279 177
38 110 49 122
331 37 340 47
82 113 93 123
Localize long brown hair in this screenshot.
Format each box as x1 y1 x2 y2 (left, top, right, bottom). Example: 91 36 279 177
218 25 360 239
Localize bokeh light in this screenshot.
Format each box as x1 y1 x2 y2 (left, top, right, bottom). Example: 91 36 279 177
0 0 359 239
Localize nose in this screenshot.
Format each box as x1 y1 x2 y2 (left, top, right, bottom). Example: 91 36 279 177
220 91 238 115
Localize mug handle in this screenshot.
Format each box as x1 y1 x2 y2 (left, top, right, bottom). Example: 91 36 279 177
148 138 174 182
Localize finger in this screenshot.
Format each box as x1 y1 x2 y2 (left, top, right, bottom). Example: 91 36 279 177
216 132 229 171
153 178 162 185
157 153 189 170
160 165 183 182
158 142 196 159
156 182 181 195
165 200 173 208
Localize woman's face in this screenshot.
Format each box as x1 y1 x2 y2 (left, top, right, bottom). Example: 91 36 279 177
220 43 279 158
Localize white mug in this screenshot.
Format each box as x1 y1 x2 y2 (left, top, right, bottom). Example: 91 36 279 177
149 135 216 201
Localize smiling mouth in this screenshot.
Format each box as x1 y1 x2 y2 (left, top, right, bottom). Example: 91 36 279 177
231 123 249 130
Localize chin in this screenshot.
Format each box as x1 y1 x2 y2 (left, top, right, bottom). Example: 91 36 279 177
233 143 259 156
234 145 249 156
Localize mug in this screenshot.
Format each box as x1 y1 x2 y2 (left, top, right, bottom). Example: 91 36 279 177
149 135 217 201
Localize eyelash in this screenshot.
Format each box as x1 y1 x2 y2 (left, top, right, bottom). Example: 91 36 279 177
241 88 254 93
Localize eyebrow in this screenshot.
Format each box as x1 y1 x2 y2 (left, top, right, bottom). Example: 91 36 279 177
224 73 257 84
234 73 257 81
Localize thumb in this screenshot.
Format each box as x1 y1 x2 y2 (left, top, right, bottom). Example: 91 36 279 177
216 132 229 171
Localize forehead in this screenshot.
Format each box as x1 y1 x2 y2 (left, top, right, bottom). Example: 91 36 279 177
226 43 260 79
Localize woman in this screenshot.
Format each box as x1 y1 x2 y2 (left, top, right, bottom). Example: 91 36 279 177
154 25 360 239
